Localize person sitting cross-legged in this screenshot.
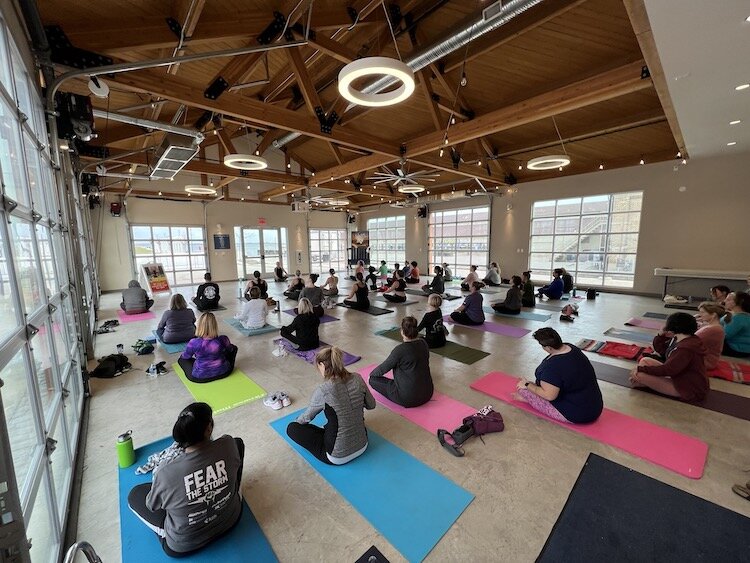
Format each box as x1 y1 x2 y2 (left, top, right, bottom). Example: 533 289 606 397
417 294 447 348
274 261 288 282
721 291 750 358
422 266 445 295
193 272 220 311
157 293 196 343
178 313 238 383
405 261 421 284
460 265 479 291
121 279 154 314
491 275 523 315
297 274 325 317
450 281 485 325
234 286 268 330
280 297 320 351
537 269 564 300
343 272 371 310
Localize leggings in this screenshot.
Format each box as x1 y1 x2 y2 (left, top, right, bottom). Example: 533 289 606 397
450 311 483 325
722 342 750 358
383 293 406 303
516 388 569 422
343 298 369 310
521 298 535 308
365 273 378 288
280 326 319 351
286 422 334 465
127 437 245 556
120 300 154 313
178 345 238 383
491 304 520 315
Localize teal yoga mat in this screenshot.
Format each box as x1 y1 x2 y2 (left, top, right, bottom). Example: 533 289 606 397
118 438 277 562
223 318 280 336
483 307 551 322
270 410 473 562
152 331 189 354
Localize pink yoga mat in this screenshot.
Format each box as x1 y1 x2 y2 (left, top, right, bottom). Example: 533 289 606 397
470 371 707 479
625 317 663 330
443 316 530 338
116 310 157 323
360 364 477 434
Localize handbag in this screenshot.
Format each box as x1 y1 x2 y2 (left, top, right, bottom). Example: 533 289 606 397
437 405 504 457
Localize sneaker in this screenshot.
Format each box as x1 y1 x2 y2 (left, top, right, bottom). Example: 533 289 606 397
263 394 283 410
278 391 291 407
560 314 574 322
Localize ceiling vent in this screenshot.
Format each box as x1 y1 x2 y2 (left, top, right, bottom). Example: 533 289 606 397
291 201 310 213
149 133 200 180
483 1 507 22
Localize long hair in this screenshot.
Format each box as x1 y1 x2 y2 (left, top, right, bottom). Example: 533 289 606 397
297 297 313 315
196 312 219 339
172 402 212 448
171 293 187 310
315 347 351 382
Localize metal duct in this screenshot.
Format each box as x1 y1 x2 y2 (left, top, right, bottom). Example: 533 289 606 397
92 109 204 141
273 0 543 149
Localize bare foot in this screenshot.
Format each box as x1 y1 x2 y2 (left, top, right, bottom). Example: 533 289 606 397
511 391 527 403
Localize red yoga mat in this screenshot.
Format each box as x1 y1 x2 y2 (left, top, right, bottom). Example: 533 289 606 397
470 371 708 479
360 364 477 435
116 310 157 323
708 360 750 384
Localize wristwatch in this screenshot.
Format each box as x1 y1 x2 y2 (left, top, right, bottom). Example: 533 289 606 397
524 381 531 387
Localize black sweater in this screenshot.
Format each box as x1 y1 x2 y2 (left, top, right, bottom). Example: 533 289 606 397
283 313 320 350
370 339 433 407
417 309 446 348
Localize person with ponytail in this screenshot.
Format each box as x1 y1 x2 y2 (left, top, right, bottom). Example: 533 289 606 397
369 316 434 407
343 271 370 310
422 265 445 295
128 402 244 556
695 301 726 370
287 347 375 464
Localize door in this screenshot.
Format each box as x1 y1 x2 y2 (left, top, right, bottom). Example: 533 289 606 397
241 228 284 277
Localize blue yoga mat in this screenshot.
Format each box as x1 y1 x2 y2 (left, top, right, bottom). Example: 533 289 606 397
223 318 279 336
483 307 551 322
152 331 189 354
270 410 473 562
118 438 277 562
603 327 654 344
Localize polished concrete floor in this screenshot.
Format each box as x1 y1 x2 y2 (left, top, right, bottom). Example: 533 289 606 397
78 280 750 562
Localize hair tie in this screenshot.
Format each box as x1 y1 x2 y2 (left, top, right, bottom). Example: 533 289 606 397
179 410 194 419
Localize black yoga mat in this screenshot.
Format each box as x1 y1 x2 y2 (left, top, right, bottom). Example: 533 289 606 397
337 302 394 315
403 289 461 300
591 360 750 421
538 453 750 563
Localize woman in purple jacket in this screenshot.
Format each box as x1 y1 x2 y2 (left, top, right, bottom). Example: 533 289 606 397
178 313 238 383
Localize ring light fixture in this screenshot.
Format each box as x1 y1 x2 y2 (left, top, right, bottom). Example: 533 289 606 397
184 185 217 195
526 155 571 170
338 57 415 107
397 184 425 194
223 153 269 170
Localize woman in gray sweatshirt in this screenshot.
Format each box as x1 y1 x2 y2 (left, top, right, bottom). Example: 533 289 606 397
287 347 376 465
156 293 196 343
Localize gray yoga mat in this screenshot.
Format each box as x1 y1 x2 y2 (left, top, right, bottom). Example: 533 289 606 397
403 289 462 300
483 307 551 322
603 327 654 344
643 312 669 319
337 302 394 315
373 297 419 306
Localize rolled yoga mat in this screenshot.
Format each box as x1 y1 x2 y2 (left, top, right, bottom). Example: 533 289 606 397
173 363 266 415
337 302 394 315
625 317 664 330
483 307 552 322
470 371 707 479
603 327 654 344
269 410 474 562
359 364 477 434
537 453 750 562
273 338 361 366
403 288 462 300
118 437 277 563
151 331 189 354
443 316 531 339
376 327 490 365
117 310 157 323
223 318 280 336
590 360 750 422
282 309 340 323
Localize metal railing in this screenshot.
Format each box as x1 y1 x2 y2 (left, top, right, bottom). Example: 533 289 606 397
62 541 102 563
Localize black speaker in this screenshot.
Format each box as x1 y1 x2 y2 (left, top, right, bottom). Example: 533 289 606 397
417 206 427 218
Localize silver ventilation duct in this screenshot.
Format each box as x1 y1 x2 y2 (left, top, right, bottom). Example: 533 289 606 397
273 0 544 149
92 109 204 141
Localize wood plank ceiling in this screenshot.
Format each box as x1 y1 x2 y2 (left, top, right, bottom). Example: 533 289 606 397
40 0 680 207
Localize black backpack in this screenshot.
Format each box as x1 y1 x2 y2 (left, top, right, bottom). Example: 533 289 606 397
90 353 131 378
586 288 597 300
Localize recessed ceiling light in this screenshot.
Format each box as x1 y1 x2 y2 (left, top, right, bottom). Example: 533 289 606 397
730 120 741 125
727 141 737 146
736 84 750 91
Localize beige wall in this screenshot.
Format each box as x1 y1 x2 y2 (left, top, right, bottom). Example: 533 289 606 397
93 196 346 291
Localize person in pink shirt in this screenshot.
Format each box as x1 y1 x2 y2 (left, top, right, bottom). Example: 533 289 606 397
695 301 726 371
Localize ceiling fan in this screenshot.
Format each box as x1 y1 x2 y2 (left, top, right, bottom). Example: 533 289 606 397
366 160 440 187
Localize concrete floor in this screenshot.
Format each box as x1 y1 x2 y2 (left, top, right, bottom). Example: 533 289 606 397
78 280 750 562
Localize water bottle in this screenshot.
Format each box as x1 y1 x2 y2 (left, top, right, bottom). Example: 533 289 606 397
116 343 124 354
572 288 577 297
117 430 136 468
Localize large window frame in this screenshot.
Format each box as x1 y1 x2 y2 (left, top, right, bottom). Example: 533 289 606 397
528 191 643 288
428 206 490 278
309 229 348 275
130 224 207 286
367 215 405 266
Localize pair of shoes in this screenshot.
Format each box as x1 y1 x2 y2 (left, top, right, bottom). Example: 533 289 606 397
102 319 119 328
560 314 575 322
732 483 750 500
263 391 292 410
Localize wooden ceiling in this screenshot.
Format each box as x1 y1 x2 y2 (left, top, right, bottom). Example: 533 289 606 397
41 0 681 207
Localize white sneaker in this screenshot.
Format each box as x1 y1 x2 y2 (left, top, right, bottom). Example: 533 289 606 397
263 393 283 410
278 391 291 407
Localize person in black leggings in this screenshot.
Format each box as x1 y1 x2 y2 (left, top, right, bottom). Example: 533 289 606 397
343 272 370 310
383 270 407 303
280 298 320 351
365 266 378 290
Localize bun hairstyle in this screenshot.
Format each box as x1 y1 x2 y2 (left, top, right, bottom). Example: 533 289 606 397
470 265 477 271
315 346 351 381
329 268 335 275
471 281 483 291
253 270 261 279
735 291 750 313
698 301 725 318
309 273 319 283
665 312 698 335
401 316 419 339
434 265 443 275
173 402 213 448
511 275 523 288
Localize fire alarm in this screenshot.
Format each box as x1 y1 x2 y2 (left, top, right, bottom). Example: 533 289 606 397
110 202 121 216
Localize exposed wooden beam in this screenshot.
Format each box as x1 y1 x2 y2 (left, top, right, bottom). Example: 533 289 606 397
216 129 237 154
167 0 206 75
91 123 151 146
410 154 501 185
301 30 358 64
478 138 507 177
99 70 400 155
623 0 688 157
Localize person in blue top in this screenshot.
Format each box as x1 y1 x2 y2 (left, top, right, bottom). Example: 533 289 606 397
514 327 603 423
721 291 750 357
450 281 485 325
537 268 565 300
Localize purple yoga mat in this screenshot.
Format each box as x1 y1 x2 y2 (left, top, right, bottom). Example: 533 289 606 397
274 338 361 366
282 309 340 323
442 316 530 338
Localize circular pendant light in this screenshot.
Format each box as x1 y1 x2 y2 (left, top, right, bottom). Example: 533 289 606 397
526 155 571 170
224 153 268 170
184 185 217 195
327 199 350 206
338 57 415 107
397 184 425 194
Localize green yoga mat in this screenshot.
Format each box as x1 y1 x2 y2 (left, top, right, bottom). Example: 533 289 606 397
172 363 266 414
376 328 490 365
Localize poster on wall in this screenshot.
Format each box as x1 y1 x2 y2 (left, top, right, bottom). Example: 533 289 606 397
213 234 231 250
142 263 171 294
351 231 369 248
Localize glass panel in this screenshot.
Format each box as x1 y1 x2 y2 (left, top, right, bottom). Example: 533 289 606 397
607 233 639 253
580 215 608 234
532 200 556 218
578 253 605 272
582 195 610 214
556 198 581 216
529 253 552 271
35 225 56 296
30 321 58 417
63 374 80 452
9 217 45 314
604 272 635 288
132 226 151 239
47 415 70 522
605 254 636 274
611 192 643 212
26 478 57 563
10 45 32 117
1 348 40 490
188 227 203 240
23 131 47 217
0 222 19 343
531 219 554 236
0 97 30 207
0 24 11 91
609 212 641 233
530 236 553 252
170 226 187 239
554 217 579 234
580 234 606 253
553 235 578 254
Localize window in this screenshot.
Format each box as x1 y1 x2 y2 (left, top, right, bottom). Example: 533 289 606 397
529 192 643 288
428 206 490 278
309 229 348 274
131 225 207 286
367 215 405 266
